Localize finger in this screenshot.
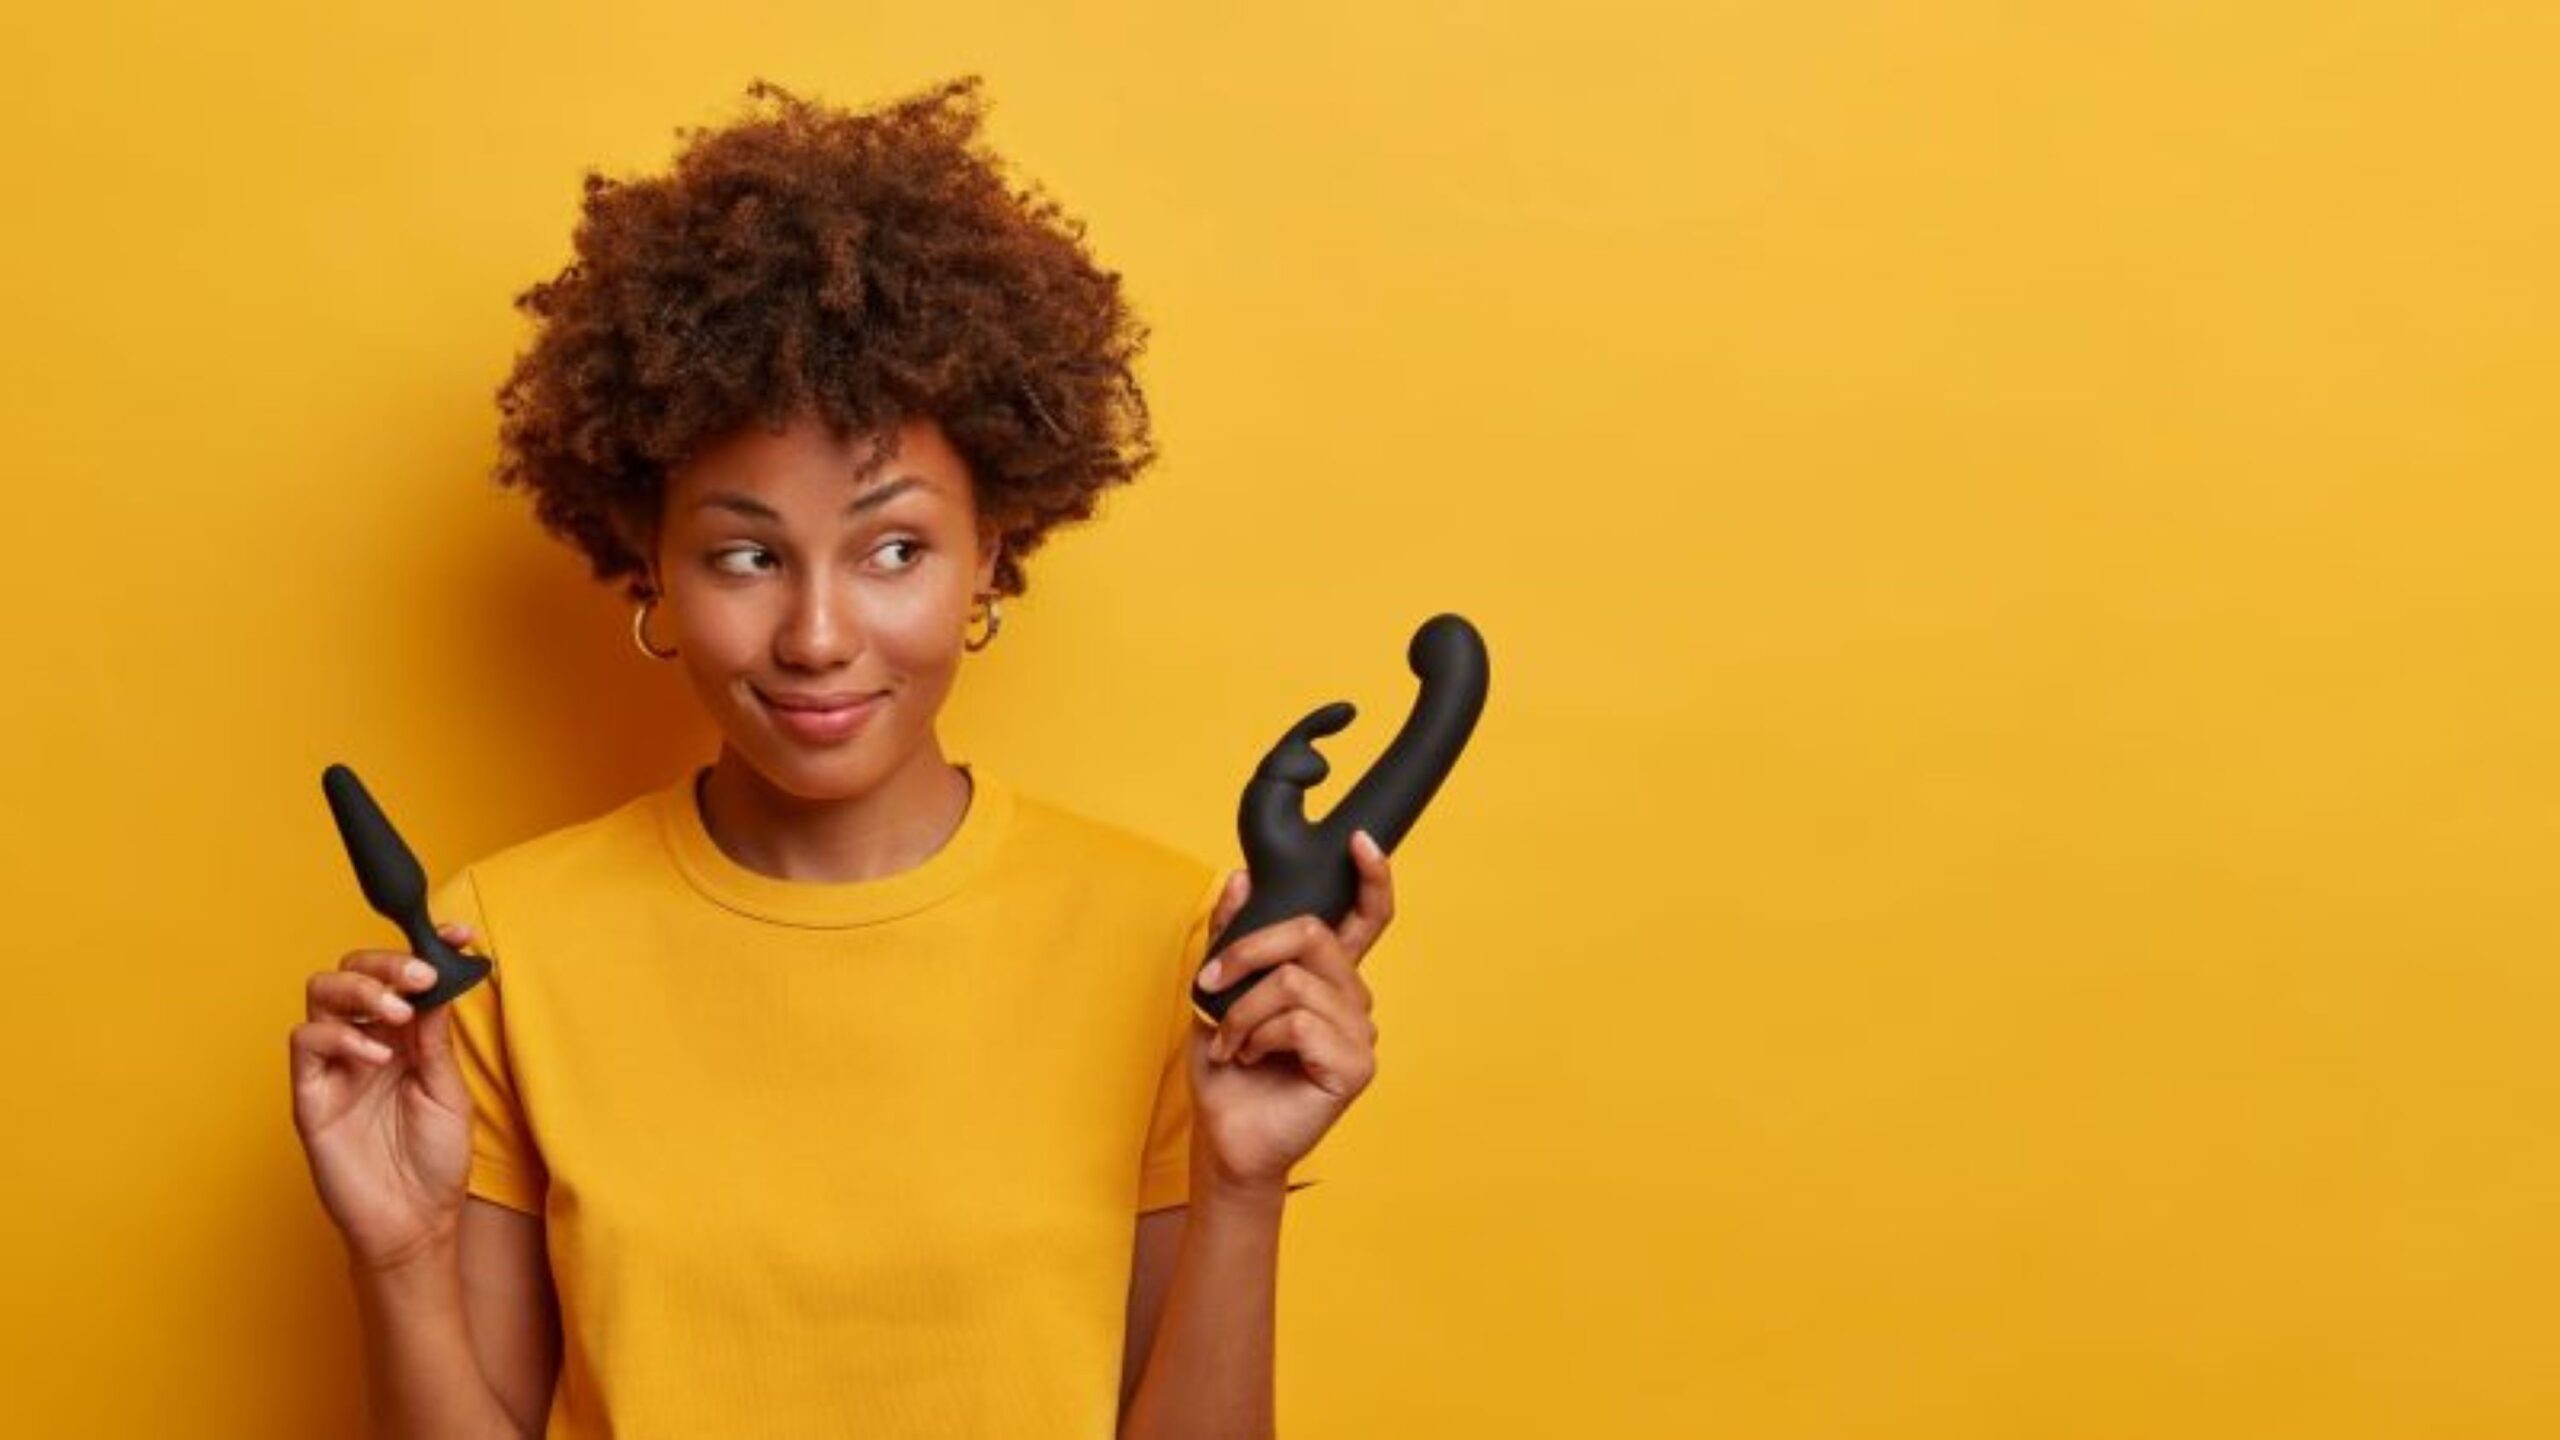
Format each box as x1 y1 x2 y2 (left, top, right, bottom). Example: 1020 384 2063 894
1202 914 1370 1014
1209 961 1375 1064
291 1022 339 1091
291 1019 395 1085
341 947 447 991
1208 868 1249 940
309 970 388 1026
308 969 423 1028
1232 1007 1376 1098
1334 829 1396 961
328 950 445 1002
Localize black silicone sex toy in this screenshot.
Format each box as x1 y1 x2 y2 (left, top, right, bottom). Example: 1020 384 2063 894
1192 612 1490 1026
321 763 491 1014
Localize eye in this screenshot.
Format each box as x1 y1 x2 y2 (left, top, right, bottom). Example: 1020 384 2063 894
875 537 926 571
708 545 775 577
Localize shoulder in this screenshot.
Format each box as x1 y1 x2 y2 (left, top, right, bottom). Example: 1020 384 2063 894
429 780 670 927
1005 783 1225 916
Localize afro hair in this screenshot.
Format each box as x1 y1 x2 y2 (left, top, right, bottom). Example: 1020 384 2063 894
490 74 1157 603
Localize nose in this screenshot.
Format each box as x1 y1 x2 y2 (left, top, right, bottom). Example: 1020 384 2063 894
773 570 858 670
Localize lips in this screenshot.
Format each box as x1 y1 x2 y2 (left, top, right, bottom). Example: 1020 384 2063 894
754 686 886 746
758 689 885 711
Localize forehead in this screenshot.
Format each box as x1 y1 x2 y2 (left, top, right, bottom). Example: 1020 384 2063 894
672 412 972 511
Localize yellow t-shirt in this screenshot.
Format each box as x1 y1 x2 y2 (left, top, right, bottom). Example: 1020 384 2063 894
427 761 1318 1438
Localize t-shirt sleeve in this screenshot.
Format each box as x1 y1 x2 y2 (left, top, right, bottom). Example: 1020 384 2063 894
1135 865 1323 1213
427 867 549 1217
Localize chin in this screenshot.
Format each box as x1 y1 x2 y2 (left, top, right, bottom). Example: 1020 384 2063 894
738 732 904 800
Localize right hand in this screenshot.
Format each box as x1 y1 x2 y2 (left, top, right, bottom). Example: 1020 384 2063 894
290 921 478 1272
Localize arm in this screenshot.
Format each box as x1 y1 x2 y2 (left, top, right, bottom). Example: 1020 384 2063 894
1119 1206 1187 1420
1116 1156 1290 1440
1118 836 1388 1437
346 1197 559 1440
459 1198 562 1435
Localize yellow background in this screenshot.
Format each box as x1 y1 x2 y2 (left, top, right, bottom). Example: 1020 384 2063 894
2 2 2554 1435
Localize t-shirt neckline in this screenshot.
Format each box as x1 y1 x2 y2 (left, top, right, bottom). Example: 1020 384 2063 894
653 761 1014 928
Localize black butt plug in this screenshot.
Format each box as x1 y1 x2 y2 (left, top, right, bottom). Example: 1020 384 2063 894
321 763 492 1014
1192 613 1490 1026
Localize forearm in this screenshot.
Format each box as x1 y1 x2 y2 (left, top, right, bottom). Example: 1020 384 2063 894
347 1239 528 1440
1119 1152 1290 1440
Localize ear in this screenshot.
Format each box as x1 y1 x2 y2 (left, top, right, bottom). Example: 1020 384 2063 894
974 519 1003 594
607 499 664 592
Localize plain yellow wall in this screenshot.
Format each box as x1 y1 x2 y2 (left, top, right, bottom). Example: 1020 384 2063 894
2 2 2554 1435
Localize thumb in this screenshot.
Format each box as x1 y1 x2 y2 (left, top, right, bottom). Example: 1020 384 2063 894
1209 867 1249 937
414 1003 468 1114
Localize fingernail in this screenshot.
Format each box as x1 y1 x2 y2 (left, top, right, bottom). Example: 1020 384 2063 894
1199 958 1224 989
379 993 415 1022
405 960 436 987
1355 830 1377 857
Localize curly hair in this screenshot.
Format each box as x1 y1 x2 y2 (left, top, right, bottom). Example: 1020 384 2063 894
490 74 1156 603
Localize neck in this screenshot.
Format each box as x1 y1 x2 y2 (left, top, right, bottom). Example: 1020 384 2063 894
694 741 975 884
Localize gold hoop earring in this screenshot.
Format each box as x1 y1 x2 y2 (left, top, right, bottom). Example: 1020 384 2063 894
632 592 679 660
963 592 1003 652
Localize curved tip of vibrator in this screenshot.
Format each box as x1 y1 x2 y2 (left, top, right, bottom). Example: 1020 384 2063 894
1409 612 1489 677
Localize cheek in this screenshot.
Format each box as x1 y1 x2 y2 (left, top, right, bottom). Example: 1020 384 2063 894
865 589 966 668
676 600 765 666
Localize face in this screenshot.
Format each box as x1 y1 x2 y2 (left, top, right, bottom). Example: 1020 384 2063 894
641 409 1001 801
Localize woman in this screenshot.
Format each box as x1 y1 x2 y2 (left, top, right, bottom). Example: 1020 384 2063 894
287 75 1392 1439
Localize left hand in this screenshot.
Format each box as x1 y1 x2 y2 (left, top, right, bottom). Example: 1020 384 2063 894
1188 829 1393 1193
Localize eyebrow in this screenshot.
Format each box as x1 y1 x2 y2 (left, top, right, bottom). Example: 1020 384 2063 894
693 476 930 521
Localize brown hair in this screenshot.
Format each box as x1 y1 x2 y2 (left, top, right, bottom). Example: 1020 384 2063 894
491 75 1156 602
